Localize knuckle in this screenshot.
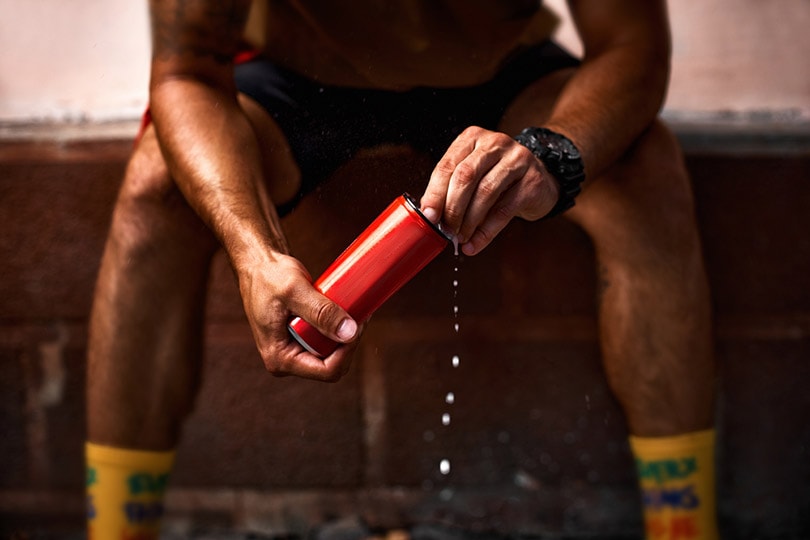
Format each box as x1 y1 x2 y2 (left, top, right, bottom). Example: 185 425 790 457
491 131 514 148
314 300 341 329
514 143 537 163
274 270 300 299
452 162 477 186
258 340 296 378
477 179 499 198
262 354 291 377
462 125 484 138
434 158 457 177
494 203 514 221
443 204 464 224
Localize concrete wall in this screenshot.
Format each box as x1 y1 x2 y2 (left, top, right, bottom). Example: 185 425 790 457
1 140 809 537
1 0 809 124
0 0 150 123
1 0 809 537
547 0 810 123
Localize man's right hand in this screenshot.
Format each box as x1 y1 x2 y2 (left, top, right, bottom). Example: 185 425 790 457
147 1 362 381
237 252 360 382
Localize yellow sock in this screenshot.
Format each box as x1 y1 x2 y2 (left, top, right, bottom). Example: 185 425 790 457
86 442 175 540
630 429 718 540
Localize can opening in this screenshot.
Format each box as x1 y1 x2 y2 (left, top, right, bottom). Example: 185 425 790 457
403 192 453 243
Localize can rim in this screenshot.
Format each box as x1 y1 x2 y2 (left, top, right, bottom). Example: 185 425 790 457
403 192 453 243
287 318 327 358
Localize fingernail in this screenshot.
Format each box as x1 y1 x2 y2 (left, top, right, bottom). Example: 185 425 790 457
422 207 439 223
336 318 357 341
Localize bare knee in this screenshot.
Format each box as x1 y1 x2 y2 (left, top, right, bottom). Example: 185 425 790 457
109 127 218 266
569 120 702 268
89 128 215 447
567 122 715 434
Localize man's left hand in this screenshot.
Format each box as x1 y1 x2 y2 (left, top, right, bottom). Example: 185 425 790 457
420 126 560 256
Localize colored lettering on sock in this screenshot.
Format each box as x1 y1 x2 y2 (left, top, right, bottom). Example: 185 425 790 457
86 443 175 540
637 457 697 483
641 484 700 511
630 430 718 540
128 472 170 496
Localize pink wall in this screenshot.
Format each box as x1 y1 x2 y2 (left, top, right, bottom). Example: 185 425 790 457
1 0 808 124
547 0 810 123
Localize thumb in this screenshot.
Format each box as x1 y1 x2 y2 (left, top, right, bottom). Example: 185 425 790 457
301 294 358 343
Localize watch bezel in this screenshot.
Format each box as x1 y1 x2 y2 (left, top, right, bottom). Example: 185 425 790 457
514 127 585 218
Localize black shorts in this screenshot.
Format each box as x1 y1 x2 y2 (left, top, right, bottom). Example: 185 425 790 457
234 41 579 216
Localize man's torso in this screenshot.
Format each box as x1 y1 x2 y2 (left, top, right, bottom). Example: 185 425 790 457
245 0 558 89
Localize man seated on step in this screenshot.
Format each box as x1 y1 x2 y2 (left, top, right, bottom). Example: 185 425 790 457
86 1 718 538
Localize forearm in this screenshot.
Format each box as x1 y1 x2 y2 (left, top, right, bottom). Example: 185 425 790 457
150 79 289 263
146 0 283 264
545 0 672 180
545 45 669 180
142 0 358 374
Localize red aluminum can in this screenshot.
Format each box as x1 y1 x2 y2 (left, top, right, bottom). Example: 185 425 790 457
288 193 451 357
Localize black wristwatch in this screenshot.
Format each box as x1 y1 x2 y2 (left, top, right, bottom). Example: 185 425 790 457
515 127 585 219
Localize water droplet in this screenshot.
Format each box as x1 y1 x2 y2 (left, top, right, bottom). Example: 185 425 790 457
442 413 451 426
453 279 458 287
439 459 451 475
445 392 455 404
451 355 460 367
454 323 459 332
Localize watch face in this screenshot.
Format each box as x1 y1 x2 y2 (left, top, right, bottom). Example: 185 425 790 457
553 136 580 160
538 131 580 161
562 139 580 159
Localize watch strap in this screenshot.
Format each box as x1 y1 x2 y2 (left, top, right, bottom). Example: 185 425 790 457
514 127 585 219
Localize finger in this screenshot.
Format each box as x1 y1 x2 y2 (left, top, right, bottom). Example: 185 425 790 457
443 145 502 236
457 155 526 242
422 126 494 227
281 322 365 381
460 186 522 256
421 135 477 225
286 286 358 344
268 347 347 381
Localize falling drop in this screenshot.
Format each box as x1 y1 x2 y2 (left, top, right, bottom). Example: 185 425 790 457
439 459 451 475
442 413 451 426
451 355 460 368
454 323 459 332
445 392 455 404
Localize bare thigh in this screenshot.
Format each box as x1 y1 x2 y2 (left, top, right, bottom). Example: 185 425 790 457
86 93 306 448
498 70 715 435
238 93 302 209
